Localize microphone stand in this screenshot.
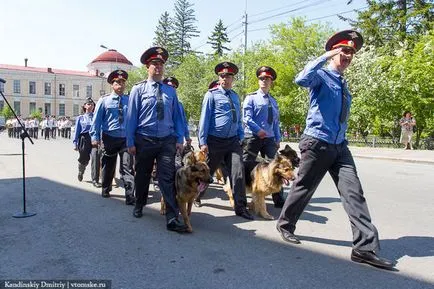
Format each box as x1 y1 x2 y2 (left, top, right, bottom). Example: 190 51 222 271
0 78 36 218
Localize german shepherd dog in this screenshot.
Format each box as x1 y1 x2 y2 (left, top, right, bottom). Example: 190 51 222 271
175 151 211 232
224 145 299 219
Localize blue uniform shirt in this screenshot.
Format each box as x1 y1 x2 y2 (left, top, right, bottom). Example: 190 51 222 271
179 101 190 140
90 92 128 142
295 55 352 144
126 80 184 147
73 112 93 147
243 89 281 142
199 86 244 145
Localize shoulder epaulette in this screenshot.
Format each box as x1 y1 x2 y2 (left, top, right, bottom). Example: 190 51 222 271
246 91 257 96
208 87 219 92
134 80 147 86
102 93 110 98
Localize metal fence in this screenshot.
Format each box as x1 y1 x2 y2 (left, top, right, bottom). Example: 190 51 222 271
282 136 434 150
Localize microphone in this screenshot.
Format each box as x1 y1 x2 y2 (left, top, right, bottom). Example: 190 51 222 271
0 78 6 83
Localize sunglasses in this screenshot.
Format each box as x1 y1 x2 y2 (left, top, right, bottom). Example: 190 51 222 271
258 76 271 81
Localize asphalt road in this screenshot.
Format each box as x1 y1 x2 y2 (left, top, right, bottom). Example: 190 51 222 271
0 134 433 289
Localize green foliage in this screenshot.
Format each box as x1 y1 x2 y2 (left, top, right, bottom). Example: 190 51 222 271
0 105 13 119
342 0 434 52
172 0 200 64
30 110 43 121
153 11 176 68
207 19 231 56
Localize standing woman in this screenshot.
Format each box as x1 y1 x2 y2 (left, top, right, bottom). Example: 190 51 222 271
73 98 100 185
399 111 416 150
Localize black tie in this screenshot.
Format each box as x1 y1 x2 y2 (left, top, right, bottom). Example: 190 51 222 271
154 82 164 120
114 96 124 124
225 91 237 123
266 94 273 125
339 77 348 123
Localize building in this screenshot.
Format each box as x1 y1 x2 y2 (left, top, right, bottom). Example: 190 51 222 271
0 50 134 118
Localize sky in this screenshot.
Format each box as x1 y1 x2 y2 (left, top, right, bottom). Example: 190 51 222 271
0 0 367 71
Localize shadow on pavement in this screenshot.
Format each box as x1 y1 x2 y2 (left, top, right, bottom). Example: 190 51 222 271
0 177 433 289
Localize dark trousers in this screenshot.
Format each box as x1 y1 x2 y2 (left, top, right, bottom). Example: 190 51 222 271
277 134 380 251
44 128 50 140
134 135 178 221
243 136 284 205
91 147 101 183
101 133 135 198
65 127 71 139
202 135 247 212
33 128 38 139
77 133 100 182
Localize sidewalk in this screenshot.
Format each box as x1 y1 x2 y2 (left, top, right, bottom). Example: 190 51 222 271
283 142 434 165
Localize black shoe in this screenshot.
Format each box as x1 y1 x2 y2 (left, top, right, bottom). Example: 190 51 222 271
277 227 301 244
166 218 188 233
78 172 83 182
351 249 395 270
92 181 101 188
235 209 254 220
101 191 110 198
133 206 143 218
126 195 136 206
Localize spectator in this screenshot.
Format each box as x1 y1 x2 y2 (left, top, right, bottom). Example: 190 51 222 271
399 111 416 150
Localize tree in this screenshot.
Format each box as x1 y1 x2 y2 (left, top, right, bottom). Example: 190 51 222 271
341 0 434 51
0 105 13 120
153 11 176 68
172 0 200 64
207 19 231 56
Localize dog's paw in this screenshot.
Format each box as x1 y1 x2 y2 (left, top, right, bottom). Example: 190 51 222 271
261 213 275 220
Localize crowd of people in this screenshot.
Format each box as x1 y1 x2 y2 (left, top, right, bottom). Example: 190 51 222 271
4 115 73 140
3 30 397 270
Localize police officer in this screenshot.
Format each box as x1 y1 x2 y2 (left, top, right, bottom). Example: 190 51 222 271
126 47 187 233
276 30 394 270
162 77 192 146
196 62 253 220
73 98 100 185
90 70 135 205
243 66 285 208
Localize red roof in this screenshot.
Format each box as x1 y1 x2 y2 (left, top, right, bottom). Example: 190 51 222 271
0 64 98 77
90 49 132 65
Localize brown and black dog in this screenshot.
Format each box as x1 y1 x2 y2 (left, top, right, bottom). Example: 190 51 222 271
175 151 211 232
224 145 299 219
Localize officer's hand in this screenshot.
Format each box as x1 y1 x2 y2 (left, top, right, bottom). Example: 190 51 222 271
128 146 136 156
257 129 267 139
323 48 342 60
176 143 183 153
91 140 100 147
200 145 208 154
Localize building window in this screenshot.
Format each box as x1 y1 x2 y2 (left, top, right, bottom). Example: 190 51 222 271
14 101 21 115
73 104 79 116
44 82 51 95
73 85 80 97
29 81 36 94
0 100 4 111
0 82 4 92
59 104 65 116
59 84 65 96
44 103 51 116
13 80 21 94
86 85 92 98
29 102 36 114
